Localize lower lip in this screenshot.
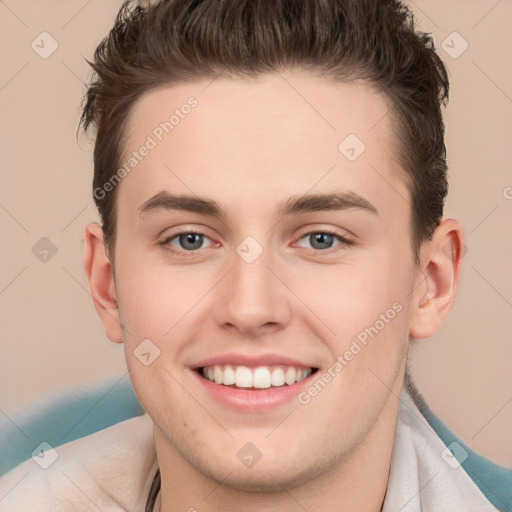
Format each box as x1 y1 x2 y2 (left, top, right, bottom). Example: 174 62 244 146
193 370 315 412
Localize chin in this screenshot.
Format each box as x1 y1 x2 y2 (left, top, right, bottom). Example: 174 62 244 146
191 451 334 493
204 466 308 492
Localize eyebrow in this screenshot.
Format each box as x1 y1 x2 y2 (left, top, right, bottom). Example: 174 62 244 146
138 190 378 218
279 191 378 216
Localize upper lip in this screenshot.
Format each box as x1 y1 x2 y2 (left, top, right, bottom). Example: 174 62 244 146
191 353 317 370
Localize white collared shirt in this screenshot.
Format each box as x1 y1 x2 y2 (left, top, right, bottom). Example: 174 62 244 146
0 389 499 511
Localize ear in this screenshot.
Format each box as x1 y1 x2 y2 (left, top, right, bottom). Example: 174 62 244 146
409 219 464 339
83 222 123 344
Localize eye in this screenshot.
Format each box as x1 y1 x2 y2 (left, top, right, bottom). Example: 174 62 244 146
295 231 351 251
161 232 214 252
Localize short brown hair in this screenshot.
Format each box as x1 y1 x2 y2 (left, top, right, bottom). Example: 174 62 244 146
80 0 449 262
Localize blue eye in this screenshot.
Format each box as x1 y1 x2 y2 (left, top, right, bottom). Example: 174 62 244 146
296 231 350 251
309 233 336 250
178 233 204 250
165 232 210 251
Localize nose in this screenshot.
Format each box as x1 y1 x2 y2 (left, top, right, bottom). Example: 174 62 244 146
213 244 292 338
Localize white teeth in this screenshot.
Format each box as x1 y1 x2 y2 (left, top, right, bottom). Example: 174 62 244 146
297 369 309 382
213 365 223 384
285 367 296 385
271 368 285 386
223 365 236 385
235 366 253 388
253 367 272 389
302 368 312 381
201 364 313 388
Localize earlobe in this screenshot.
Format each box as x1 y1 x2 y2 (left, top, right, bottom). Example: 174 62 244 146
83 222 123 344
409 219 464 340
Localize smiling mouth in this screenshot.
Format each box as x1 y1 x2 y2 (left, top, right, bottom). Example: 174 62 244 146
197 364 318 390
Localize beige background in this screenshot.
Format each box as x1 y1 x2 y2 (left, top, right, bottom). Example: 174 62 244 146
0 0 511 466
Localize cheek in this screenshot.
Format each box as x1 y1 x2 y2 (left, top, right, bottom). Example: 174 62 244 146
293 257 411 336
293 256 413 395
299 271 411 426
115 254 206 339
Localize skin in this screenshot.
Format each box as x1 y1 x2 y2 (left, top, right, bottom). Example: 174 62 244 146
84 69 464 512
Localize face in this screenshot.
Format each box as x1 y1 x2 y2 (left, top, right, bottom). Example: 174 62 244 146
109 70 418 490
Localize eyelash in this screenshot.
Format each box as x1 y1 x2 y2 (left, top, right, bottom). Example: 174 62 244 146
159 229 353 256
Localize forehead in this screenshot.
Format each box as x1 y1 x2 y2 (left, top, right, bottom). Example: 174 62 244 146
118 70 408 219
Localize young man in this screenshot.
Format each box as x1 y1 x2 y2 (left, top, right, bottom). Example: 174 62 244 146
0 0 508 511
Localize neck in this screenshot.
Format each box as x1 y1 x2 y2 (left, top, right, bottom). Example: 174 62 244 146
153 389 400 512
